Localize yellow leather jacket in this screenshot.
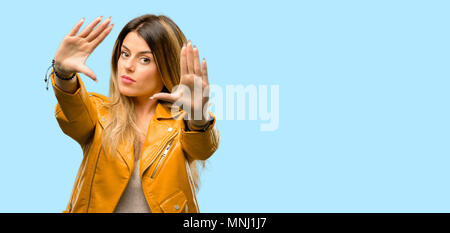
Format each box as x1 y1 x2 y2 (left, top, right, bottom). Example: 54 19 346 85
50 73 220 213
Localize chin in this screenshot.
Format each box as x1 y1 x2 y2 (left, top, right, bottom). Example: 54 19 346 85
118 85 157 98
118 85 139 97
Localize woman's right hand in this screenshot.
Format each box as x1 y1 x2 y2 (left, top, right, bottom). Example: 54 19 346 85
54 16 114 82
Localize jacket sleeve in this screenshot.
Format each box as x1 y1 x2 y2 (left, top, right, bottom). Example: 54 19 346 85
181 113 220 161
51 71 99 146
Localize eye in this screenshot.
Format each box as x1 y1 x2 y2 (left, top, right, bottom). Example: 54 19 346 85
141 57 151 64
120 51 129 58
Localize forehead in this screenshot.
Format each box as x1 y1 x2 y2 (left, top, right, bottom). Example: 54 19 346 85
122 31 151 51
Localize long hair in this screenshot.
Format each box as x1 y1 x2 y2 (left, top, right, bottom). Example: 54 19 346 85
101 14 205 192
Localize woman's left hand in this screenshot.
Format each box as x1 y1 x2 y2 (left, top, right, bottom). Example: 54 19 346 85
151 40 211 129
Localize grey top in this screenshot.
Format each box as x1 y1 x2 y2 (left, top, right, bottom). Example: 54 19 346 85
114 157 152 213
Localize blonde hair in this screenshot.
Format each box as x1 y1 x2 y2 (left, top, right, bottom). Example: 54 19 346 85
101 14 205 192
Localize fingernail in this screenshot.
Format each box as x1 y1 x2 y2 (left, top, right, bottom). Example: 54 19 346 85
193 45 197 49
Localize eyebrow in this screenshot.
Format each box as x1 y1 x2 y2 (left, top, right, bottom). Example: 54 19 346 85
121 45 152 54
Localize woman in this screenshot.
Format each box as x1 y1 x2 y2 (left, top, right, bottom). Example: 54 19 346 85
48 14 220 213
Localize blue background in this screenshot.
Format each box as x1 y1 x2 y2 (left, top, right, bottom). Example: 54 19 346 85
1 0 449 212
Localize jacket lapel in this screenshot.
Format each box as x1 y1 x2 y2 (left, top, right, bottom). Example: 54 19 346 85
98 102 183 175
139 103 183 177
97 104 135 173
117 139 135 173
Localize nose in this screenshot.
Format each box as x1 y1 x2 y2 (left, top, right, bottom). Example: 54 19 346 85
123 57 135 72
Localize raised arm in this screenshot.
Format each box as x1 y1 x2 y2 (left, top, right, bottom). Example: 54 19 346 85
51 16 113 146
151 41 220 160
53 16 113 92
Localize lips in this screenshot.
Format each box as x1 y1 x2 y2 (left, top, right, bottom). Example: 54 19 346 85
121 75 136 85
121 75 135 82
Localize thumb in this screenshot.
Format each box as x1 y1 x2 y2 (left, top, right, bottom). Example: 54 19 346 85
150 92 177 103
77 64 97 82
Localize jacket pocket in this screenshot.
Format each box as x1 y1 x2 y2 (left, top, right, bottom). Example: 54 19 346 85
160 190 187 213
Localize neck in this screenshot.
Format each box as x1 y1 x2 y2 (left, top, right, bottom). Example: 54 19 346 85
133 95 158 121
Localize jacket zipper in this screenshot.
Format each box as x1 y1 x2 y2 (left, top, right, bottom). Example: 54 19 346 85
143 131 178 178
151 139 174 178
185 160 198 212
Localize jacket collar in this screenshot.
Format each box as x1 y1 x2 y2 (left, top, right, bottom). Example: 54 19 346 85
106 102 183 173
98 101 183 128
154 102 184 120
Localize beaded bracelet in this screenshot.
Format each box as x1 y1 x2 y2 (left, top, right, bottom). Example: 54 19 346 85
44 59 76 90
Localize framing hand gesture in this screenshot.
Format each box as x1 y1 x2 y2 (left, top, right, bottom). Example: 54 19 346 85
54 16 114 81
151 41 211 128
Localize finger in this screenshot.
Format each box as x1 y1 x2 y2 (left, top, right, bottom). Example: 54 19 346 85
78 16 103 38
90 24 114 50
86 16 111 42
77 64 97 82
193 45 202 77
150 92 177 103
186 40 194 74
68 18 85 36
202 58 209 85
180 44 187 77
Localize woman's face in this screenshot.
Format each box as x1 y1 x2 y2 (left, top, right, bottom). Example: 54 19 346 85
117 31 164 97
